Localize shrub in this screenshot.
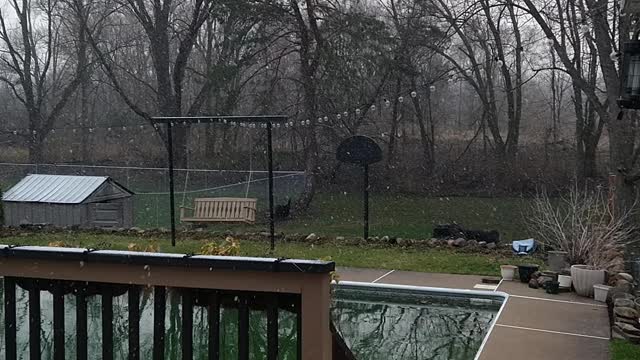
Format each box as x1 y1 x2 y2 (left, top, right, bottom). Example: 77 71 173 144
199 237 240 256
526 185 636 271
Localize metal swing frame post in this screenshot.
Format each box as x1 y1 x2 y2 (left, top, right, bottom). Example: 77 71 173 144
167 122 176 246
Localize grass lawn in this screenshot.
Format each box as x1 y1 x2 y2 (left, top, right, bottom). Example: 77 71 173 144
136 193 532 241
0 233 541 276
610 340 640 360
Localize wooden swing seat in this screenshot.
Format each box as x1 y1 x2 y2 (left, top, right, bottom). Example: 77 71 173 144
180 197 257 224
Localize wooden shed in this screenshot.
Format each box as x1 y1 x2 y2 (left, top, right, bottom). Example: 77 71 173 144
2 174 134 229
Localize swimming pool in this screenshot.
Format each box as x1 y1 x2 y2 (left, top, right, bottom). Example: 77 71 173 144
0 279 506 359
333 282 507 360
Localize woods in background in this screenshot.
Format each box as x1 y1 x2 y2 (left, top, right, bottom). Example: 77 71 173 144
0 0 637 209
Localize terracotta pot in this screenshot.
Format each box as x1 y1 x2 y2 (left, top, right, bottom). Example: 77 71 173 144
571 265 605 298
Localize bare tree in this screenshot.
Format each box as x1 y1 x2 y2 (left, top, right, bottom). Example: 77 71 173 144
0 0 83 162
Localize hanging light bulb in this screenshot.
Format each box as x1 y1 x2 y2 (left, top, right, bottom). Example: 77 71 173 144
410 91 417 98
285 123 289 128
323 116 328 122
496 59 504 67
139 125 144 129
123 126 127 130
51 129 55 134
398 96 404 103
107 127 112 131
88 128 93 133
13 130 17 135
73 129 77 133
343 111 348 117
223 119 228 124
318 117 322 123
355 108 361 115
385 99 391 107
306 119 311 125
370 104 376 111
448 78 454 83
430 85 436 92
337 114 342 120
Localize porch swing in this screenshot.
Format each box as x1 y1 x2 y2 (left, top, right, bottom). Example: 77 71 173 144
179 125 257 224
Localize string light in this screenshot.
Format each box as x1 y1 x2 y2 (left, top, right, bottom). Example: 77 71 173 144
370 104 376 111
430 85 436 92
305 119 310 125
410 91 417 98
398 96 404 103
496 59 504 67
343 111 348 117
385 100 391 107
323 116 328 122
337 114 342 120
355 108 361 115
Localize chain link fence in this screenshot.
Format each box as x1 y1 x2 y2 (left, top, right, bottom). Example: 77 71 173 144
0 163 305 228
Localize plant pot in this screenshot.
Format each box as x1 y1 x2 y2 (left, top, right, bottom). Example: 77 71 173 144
500 265 517 281
558 275 572 289
517 264 539 283
593 284 612 303
547 251 568 272
546 281 560 294
571 265 606 297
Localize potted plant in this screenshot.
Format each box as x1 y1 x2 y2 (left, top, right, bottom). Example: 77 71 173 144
500 265 517 281
571 265 605 297
527 186 634 297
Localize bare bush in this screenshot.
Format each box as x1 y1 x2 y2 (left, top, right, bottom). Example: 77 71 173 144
526 186 636 271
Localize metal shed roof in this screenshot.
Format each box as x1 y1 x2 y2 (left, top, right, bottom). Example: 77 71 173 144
2 174 123 204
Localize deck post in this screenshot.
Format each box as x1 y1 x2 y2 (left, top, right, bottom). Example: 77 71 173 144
301 274 332 360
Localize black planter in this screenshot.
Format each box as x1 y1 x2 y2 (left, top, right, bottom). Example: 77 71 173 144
545 281 560 294
517 264 539 283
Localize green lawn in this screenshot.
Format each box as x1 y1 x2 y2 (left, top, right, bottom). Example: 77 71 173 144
136 193 532 241
0 233 541 276
611 340 640 360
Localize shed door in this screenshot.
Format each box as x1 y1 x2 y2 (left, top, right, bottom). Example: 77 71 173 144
90 202 123 228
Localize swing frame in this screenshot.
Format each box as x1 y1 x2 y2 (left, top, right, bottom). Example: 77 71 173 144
151 115 288 250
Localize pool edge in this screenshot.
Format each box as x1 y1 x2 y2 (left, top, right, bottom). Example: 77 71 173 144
334 280 509 360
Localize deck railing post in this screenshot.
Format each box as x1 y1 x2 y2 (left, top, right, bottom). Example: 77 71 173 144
4 277 17 360
301 275 332 360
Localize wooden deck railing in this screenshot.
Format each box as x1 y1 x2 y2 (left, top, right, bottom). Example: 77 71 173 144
0 245 335 360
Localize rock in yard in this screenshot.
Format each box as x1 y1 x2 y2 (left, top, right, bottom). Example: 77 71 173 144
615 307 639 320
335 236 345 241
528 278 538 289
453 238 466 247
429 238 441 246
447 239 456 247
486 242 497 250
614 299 636 308
530 271 542 280
259 232 270 237
467 239 479 247
616 279 633 293
381 235 390 242
478 241 487 247
306 233 318 242
397 238 408 246
617 273 634 283
616 322 640 336
615 315 639 326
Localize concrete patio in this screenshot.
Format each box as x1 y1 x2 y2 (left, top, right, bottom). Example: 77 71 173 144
338 267 611 360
